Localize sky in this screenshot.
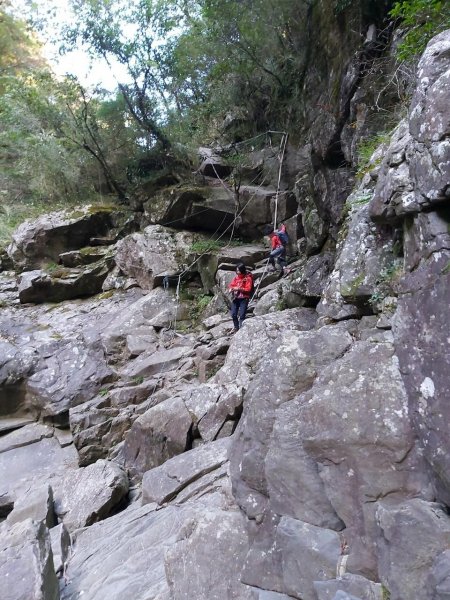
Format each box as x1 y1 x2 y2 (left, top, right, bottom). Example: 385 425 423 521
14 0 127 91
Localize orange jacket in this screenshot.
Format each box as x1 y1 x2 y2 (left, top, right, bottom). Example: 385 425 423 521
229 273 253 299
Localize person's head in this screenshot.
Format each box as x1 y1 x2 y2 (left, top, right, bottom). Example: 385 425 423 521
263 225 274 237
236 263 247 275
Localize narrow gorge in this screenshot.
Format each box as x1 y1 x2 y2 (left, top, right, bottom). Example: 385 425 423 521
1 4 450 600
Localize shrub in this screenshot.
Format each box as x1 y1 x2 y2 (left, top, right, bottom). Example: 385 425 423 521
390 1 450 61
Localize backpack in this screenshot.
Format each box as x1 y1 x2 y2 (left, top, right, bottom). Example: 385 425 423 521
276 226 289 246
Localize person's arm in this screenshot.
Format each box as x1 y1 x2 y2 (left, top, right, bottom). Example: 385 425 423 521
240 275 253 294
229 276 240 291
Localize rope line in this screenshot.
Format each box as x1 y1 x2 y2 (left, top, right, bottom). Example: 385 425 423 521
273 132 289 231
143 132 289 401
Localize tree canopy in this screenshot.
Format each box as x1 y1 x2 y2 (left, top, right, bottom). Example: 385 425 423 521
1 0 449 238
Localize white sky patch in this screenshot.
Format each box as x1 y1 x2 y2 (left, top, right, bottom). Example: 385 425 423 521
12 0 130 91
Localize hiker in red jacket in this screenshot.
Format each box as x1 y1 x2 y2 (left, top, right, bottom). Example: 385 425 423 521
264 224 287 276
228 263 253 333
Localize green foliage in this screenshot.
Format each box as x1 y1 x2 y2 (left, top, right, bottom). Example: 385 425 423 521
356 132 391 179
189 293 212 322
381 585 391 600
189 238 242 254
0 7 121 214
334 0 353 16
347 191 373 207
189 240 225 254
196 294 212 313
180 285 212 323
369 259 403 309
390 0 450 61
0 3 44 76
441 261 450 275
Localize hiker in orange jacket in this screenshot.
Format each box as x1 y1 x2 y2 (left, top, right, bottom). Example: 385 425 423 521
228 263 253 333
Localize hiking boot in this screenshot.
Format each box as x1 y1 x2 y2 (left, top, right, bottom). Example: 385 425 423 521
232 327 239 334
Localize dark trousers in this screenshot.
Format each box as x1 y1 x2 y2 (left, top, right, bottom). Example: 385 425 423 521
231 298 249 330
269 247 286 270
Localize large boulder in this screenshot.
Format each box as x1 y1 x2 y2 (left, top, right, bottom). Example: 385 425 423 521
0 519 59 600
52 459 129 531
7 206 131 271
114 225 197 290
229 321 354 524
314 574 382 600
120 396 193 478
17 259 113 304
7 483 55 528
25 337 115 418
318 199 396 320
144 185 237 233
60 470 256 600
100 287 189 359
119 345 192 382
242 514 341 600
182 382 244 442
0 423 78 503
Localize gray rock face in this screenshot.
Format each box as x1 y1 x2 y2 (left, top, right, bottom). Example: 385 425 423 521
99 287 183 358
198 148 233 178
393 243 450 504
376 499 450 600
26 337 114 418
318 200 396 320
0 519 59 600
165 509 255 600
215 307 318 389
120 396 193 478
50 524 71 576
230 321 353 522
0 424 79 503
430 549 450 599
7 483 55 528
370 31 450 222
242 515 341 600
289 252 334 303
314 574 382 600
142 437 231 505
146 185 236 233
120 345 190 381
61 473 255 600
183 383 244 442
298 339 430 577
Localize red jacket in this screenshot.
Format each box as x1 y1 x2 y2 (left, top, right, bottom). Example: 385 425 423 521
270 233 283 250
229 273 253 299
